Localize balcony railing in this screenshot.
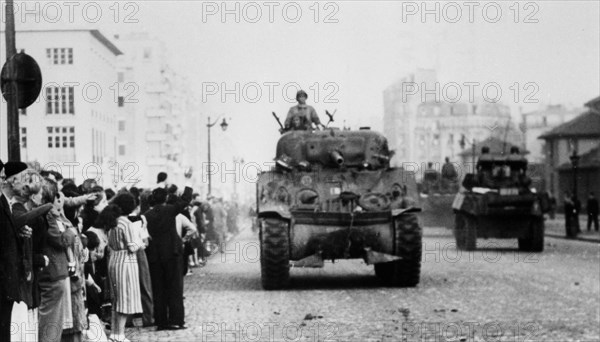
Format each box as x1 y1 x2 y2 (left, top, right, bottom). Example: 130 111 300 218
146 108 168 118
146 132 167 141
145 83 169 93
146 157 167 166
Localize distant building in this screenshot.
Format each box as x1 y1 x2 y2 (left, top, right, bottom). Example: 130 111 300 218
0 29 121 184
383 69 521 176
114 32 204 189
539 96 600 207
522 104 582 163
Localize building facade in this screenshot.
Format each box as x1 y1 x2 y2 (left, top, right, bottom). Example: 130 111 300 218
0 29 121 185
539 96 600 208
383 69 521 177
114 32 204 189
522 104 582 163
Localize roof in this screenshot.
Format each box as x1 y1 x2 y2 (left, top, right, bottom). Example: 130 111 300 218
539 110 600 139
585 95 600 110
458 136 527 157
3 29 122 56
558 143 600 170
89 30 122 56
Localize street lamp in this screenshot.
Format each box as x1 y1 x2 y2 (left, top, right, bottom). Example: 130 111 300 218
207 115 229 198
232 157 244 201
570 149 581 234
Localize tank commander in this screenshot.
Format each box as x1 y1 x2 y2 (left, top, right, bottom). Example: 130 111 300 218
284 90 326 132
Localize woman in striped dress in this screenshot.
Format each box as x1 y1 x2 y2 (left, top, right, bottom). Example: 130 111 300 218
105 193 142 342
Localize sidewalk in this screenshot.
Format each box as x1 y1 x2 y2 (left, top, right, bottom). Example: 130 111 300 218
545 214 600 243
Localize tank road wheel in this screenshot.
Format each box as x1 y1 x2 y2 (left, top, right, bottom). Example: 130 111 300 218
519 218 544 252
454 212 466 249
375 214 422 287
463 215 477 251
260 218 290 290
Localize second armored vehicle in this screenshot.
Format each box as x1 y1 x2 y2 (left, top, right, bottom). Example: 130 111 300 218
452 147 549 251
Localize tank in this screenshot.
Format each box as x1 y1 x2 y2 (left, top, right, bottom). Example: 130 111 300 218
256 128 423 289
452 149 550 252
418 162 460 228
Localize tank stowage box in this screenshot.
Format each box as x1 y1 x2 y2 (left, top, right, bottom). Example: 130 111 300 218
452 151 549 252
256 128 423 289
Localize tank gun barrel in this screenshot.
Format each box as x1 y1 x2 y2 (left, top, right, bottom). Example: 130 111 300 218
330 150 344 166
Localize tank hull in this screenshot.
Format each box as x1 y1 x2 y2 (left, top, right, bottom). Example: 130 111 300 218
257 128 423 288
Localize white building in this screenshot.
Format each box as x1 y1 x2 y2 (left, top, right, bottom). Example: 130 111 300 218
114 32 204 189
0 29 121 185
521 104 582 163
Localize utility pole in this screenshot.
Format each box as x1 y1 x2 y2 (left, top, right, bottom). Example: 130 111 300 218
206 115 229 198
4 0 20 161
207 116 212 197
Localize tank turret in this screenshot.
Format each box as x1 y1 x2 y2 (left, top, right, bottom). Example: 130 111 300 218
274 129 392 170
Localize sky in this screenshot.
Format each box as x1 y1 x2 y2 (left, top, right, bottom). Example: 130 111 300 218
3 0 600 196
121 0 600 166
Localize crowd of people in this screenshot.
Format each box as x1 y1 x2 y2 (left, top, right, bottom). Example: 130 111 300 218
1 160 240 342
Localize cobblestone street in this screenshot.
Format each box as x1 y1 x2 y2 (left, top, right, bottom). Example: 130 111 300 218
126 220 600 342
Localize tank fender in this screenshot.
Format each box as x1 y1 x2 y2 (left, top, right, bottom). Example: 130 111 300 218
391 206 422 218
257 210 292 221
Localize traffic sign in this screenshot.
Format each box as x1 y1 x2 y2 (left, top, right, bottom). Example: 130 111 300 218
1 52 42 109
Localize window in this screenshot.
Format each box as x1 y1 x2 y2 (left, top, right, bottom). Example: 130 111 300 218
47 126 75 149
45 86 74 114
118 96 124 107
119 145 126 156
47 48 73 65
118 120 126 131
21 128 27 148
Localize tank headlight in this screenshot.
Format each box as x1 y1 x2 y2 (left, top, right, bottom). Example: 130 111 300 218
275 154 293 170
297 189 319 204
298 161 311 171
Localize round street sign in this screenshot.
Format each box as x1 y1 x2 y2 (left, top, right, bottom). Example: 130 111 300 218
1 52 43 109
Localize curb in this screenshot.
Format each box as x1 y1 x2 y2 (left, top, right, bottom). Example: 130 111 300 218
545 233 600 243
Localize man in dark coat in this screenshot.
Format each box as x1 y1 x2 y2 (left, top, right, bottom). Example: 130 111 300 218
144 186 191 330
0 160 27 341
587 192 599 231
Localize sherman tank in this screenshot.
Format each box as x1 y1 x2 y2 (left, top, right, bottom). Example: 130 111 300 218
256 127 423 289
452 147 550 252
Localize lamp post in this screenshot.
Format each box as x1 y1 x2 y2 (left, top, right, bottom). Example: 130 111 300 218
570 150 581 234
207 115 229 198
232 157 244 202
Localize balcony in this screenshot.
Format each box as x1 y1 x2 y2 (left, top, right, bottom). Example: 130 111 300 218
145 82 169 93
146 132 167 141
146 108 168 118
146 157 167 166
